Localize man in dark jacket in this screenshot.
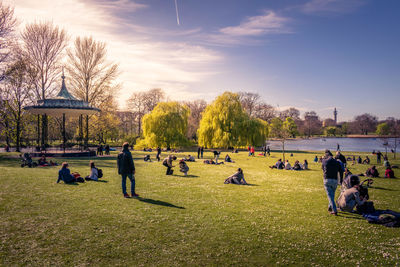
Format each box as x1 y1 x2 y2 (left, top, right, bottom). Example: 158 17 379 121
322 149 340 215
117 142 138 198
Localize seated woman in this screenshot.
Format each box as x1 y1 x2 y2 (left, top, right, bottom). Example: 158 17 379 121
57 162 83 183
144 154 151 162
362 156 370 164
357 156 362 164
224 168 247 185
293 160 302 170
224 154 234 163
184 155 195 162
366 166 379 178
85 161 99 181
384 159 391 168
284 160 292 170
385 166 395 178
337 175 366 212
302 159 308 170
179 160 189 176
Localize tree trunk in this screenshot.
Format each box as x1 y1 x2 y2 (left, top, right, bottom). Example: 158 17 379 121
37 115 41 146
282 139 285 162
41 114 48 148
85 115 89 149
16 114 21 153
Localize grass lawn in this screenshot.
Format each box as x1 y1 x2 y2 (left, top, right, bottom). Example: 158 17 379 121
1 150 399 266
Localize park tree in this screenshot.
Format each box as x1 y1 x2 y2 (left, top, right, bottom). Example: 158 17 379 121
0 1 16 79
384 117 400 158
269 117 293 161
253 102 276 122
90 112 121 144
239 92 261 117
352 113 378 135
67 36 119 147
279 107 300 121
127 88 165 136
303 111 322 137
241 117 269 146
21 21 67 146
376 122 390 157
197 92 249 148
0 50 33 151
184 99 207 140
324 126 337 137
140 101 190 148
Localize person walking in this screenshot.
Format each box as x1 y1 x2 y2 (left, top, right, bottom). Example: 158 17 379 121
117 142 138 198
156 147 161 162
322 149 340 215
197 146 201 159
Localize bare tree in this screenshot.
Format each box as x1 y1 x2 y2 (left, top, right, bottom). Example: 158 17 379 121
184 99 207 140
253 103 276 122
0 47 33 151
66 36 119 147
352 113 378 135
303 111 322 137
239 92 261 117
0 1 16 79
279 107 300 120
21 21 67 146
126 88 165 136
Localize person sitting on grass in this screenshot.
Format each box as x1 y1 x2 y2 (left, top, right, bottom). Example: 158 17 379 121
284 160 292 170
179 159 189 176
270 159 284 169
224 154 234 163
384 158 391 168
385 166 395 178
57 162 84 183
366 166 379 178
203 159 224 165
313 156 318 163
184 155 195 162
293 160 302 170
363 156 370 164
337 175 366 213
163 155 177 175
224 168 248 185
302 159 309 170
144 154 152 162
357 156 362 164
38 155 49 166
85 161 100 181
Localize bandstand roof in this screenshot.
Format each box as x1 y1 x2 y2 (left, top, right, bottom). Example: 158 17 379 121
24 74 100 116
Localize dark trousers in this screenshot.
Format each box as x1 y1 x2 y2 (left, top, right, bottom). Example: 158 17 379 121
163 162 172 175
121 173 135 195
156 153 160 161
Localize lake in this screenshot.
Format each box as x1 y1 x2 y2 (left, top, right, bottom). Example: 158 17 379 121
266 137 399 152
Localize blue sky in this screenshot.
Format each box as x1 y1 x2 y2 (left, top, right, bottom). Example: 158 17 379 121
10 0 400 121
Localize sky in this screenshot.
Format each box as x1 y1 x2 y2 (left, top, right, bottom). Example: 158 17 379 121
6 0 400 121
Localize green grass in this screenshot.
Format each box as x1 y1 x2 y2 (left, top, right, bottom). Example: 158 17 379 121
1 150 399 266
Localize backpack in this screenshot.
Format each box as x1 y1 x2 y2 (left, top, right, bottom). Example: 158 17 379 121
97 168 103 178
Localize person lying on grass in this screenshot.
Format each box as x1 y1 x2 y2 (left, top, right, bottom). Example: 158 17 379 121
183 155 195 162
179 159 189 176
57 162 84 183
337 175 366 213
224 168 248 185
203 159 224 165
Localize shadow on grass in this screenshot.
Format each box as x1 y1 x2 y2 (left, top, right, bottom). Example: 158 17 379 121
171 174 199 178
371 186 398 191
64 182 79 186
136 197 185 209
337 212 364 220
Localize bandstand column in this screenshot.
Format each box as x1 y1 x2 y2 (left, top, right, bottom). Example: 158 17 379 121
62 113 66 153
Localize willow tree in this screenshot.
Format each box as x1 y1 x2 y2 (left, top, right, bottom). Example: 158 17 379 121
241 118 269 147
67 36 119 148
197 92 249 148
141 102 190 148
21 21 67 146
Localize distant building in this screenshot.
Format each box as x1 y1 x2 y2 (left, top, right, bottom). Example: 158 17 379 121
323 118 336 127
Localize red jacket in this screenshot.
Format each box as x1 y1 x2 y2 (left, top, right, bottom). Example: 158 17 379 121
385 169 395 178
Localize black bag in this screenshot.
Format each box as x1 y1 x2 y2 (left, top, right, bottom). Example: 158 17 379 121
97 168 103 178
357 201 375 214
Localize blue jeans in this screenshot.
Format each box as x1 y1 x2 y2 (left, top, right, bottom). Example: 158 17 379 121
324 179 338 213
121 173 135 195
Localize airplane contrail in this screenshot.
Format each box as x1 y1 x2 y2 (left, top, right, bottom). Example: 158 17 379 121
174 0 180 25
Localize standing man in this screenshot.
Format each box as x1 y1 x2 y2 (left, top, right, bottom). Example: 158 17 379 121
266 146 270 156
200 147 204 159
117 142 138 198
197 146 201 159
376 151 382 164
322 149 340 215
156 146 161 162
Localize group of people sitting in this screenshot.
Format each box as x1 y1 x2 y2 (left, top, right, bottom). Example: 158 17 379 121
270 159 309 170
20 153 58 168
57 161 103 183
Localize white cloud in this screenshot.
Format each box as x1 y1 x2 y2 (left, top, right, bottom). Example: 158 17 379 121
301 0 365 14
204 10 291 46
8 0 223 108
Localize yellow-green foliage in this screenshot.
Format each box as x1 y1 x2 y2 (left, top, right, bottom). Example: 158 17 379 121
197 92 268 148
141 101 190 147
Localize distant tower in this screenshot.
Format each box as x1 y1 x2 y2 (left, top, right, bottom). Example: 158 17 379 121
333 107 338 125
